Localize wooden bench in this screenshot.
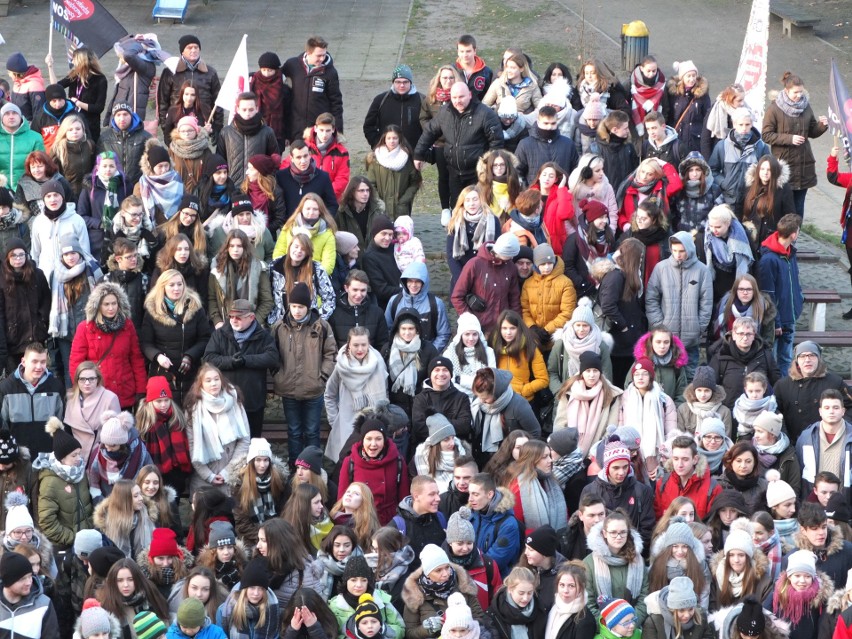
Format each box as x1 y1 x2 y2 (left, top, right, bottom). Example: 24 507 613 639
794 331 852 347
797 250 839 263
803 288 842 331
260 377 330 445
770 2 821 37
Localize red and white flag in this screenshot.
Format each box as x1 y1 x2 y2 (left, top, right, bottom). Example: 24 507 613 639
215 34 249 124
735 0 769 125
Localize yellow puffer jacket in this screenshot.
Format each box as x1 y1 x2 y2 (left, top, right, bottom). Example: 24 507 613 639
520 258 577 333
497 348 549 401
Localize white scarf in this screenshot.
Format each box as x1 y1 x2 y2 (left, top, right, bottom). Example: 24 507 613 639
561 323 603 378
545 594 587 639
716 561 744 597
190 389 249 464
334 346 386 413
472 383 515 453
374 145 410 171
389 335 421 396
621 382 667 460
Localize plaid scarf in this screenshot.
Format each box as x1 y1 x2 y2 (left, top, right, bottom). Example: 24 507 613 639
252 473 277 523
88 436 149 491
144 409 192 474
216 558 241 590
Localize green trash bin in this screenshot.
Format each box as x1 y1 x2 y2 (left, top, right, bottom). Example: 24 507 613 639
622 21 650 71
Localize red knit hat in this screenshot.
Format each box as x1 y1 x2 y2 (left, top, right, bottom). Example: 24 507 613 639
146 376 172 403
579 198 609 224
149 528 181 558
630 357 655 382
248 154 278 177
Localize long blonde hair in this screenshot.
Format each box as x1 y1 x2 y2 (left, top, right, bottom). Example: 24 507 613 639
282 193 338 235
134 465 174 528
158 212 208 256
447 185 487 234
146 269 196 315
329 482 380 548
66 47 104 85
101 480 154 552
51 114 90 167
231 587 269 631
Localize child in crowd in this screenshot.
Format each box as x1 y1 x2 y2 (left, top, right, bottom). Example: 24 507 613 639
75 598 121 639
732 372 777 440
393 215 425 272
329 554 405 639
676 366 732 435
521 243 576 354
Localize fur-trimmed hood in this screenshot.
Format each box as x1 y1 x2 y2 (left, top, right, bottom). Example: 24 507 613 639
787 357 828 381
401 563 479 610
824 585 852 614
709 546 771 583
793 525 846 557
136 542 195 575
72 603 122 639
662 451 710 478
587 519 644 557
484 486 516 516
142 285 204 325
684 384 727 406
633 332 689 369
93 493 160 531
708 603 790 639
139 138 169 177
667 74 709 99
589 257 616 282
745 157 790 189
85 281 132 322
197 537 249 571
475 149 521 183
226 451 289 489
0 530 53 575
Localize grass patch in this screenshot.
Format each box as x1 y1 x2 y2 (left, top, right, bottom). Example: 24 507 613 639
803 222 841 247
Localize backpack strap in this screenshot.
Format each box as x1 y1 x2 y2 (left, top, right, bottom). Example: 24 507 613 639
428 293 438 341
483 554 495 590
349 458 355 484
392 515 406 537
390 295 400 320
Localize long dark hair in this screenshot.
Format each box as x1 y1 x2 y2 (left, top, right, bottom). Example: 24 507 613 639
723 441 760 480
615 237 645 301
99 558 169 620
490 309 536 361
259 519 309 577
214 228 253 278
743 155 780 221
282 483 323 556
189 486 234 551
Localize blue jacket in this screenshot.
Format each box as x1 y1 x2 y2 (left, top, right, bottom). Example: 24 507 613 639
167 618 227 639
757 233 802 327
384 261 451 351
469 486 522 577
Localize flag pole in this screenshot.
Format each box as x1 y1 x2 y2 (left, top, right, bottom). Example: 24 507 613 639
48 4 53 55
206 106 218 127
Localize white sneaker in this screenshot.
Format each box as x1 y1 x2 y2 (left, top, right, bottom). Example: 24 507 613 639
440 208 451 227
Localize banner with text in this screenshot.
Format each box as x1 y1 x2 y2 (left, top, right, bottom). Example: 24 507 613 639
735 0 769 125
829 59 852 154
50 0 127 58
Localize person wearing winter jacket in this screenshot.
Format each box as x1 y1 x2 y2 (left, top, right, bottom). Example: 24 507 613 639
329 557 405 639
361 215 401 311
643 576 712 639
646 231 713 375
515 107 579 186
741 155 796 253
31 84 76 154
486 566 546 639
779 503 852 592
411 357 473 449
710 109 769 208
365 126 422 221
337 419 410 526
765 550 833 639
282 113 351 201
168 597 227 639
5 53 46 121
96 103 152 191
249 52 291 152
670 151 723 236
632 327 688 405
595 112 638 198
385 261 451 352
216 93 279 186
761 72 829 217
664 61 711 155
713 274 778 346
283 36 344 140
641 112 682 166
466 473 521 578
275 140 339 224
414 82 503 207
364 65 424 151
676 368 732 435
709 518 774 609
451 234 521 335
202 299 279 438
545 562 596 639
654 436 722 520
0 103 46 191
521 244 576 349
616 157 683 234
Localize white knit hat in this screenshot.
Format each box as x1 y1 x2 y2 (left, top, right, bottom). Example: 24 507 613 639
786 550 817 577
247 437 272 462
420 544 451 576
673 60 698 78
765 469 797 508
753 412 783 439
724 519 755 558
4 492 33 532
497 95 518 118
443 592 473 631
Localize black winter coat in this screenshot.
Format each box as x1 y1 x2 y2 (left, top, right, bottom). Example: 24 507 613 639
275 167 339 221
363 90 424 150
139 292 212 403
596 268 646 358
514 125 580 185
216 124 280 186
561 513 592 561
96 117 152 189
328 292 389 350
579 475 655 552
487 589 547 639
0 264 50 360
550 609 596 639
202 321 279 413
708 335 781 410
438 482 468 520
562 223 612 299
380 311 438 416
361 241 402 310
59 73 108 142
775 368 852 442
597 135 638 195
157 59 223 134
411 381 473 448
666 77 712 155
414 100 503 174
283 53 344 137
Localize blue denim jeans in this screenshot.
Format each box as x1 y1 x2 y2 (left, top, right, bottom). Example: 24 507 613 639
775 326 795 377
684 344 700 382
282 396 324 465
792 189 808 218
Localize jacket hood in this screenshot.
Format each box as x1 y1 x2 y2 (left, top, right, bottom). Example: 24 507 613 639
456 56 487 74
85 281 132 322
728 127 763 148
760 232 793 258
787 357 828 381
94 494 160 531
708 546 770 582
589 257 616 281
303 51 333 71
586 519 644 557
649 126 680 149
633 332 689 369
476 150 521 183
0 118 34 137
684 384 727 405
662 451 710 478
143 286 204 325
399 261 430 298
226 451 290 489
197 538 250 573
679 153 711 178
110 111 143 133
390 308 424 337
670 231 696 259
708 603 790 639
825 586 852 614
303 127 347 148
793 525 846 557
667 74 709 98
744 157 790 189
401 563 478 610
484 486 516 516
493 368 513 397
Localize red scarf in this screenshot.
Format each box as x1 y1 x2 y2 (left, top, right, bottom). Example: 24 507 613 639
251 71 285 138
246 180 270 217
630 66 666 130
144 408 192 474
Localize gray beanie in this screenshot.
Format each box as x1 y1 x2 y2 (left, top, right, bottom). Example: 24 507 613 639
662 518 697 550
753 411 783 438
794 341 821 358
74 529 103 559
614 426 642 451
446 506 475 544
208 520 236 547
698 417 727 439
570 298 597 327
533 243 556 267
492 233 520 259
425 413 455 447
666 576 697 610
691 366 717 391
548 428 579 457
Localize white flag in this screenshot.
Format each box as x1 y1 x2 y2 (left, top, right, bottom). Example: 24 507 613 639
735 0 769 126
214 34 249 124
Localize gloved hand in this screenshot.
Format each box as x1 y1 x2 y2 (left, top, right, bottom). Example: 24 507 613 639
422 616 443 636
232 352 245 367
531 325 551 348
178 355 192 375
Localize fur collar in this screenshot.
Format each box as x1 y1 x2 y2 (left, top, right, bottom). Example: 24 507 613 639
139 138 168 177
163 485 178 504
0 530 54 574
808 571 836 608
824 587 852 614
667 75 709 98
401 563 478 610
136 542 195 574
84 281 132 322
475 150 522 183
662 451 710 478
226 452 290 489
633 332 689 369
142 287 204 325
175 58 210 74
589 257 616 281
744 159 790 189
709 546 770 582
788 359 828 381
586 520 644 557
684 384 728 405
793 525 846 557
197 537 249 571
93 494 160 530
708 603 790 639
487 487 516 515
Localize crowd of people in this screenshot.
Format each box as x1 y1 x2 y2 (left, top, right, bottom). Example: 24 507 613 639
0 25 852 639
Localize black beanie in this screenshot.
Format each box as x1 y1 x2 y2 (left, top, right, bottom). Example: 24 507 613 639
258 52 281 69
0 430 19 464
295 445 323 476
0 553 32 586
525 524 558 557
40 180 64 199
88 546 124 578
204 153 229 177
579 350 603 375
737 596 766 636
427 356 454 377
178 35 201 54
240 556 270 589
288 282 312 307
179 193 200 212
46 417 81 461
45 84 65 102
147 145 171 169
0 188 13 209
4 238 25 259
360 418 387 438
369 215 394 239
342 554 374 586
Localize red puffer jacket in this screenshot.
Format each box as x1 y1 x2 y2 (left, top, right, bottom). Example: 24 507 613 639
337 440 410 525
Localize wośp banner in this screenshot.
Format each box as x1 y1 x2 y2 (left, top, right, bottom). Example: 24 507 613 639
50 0 128 58
735 0 769 125
829 59 852 155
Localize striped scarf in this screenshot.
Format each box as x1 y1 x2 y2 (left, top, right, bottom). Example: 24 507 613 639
144 409 191 474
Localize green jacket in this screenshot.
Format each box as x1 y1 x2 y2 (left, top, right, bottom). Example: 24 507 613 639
0 119 45 190
36 467 94 550
584 524 649 625
365 153 422 221
593 619 642 639
329 588 405 639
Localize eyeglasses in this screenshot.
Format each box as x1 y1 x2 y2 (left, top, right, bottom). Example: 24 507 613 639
734 332 755 338
8 252 26 259
126 211 144 218
8 528 33 539
116 254 138 261
182 212 198 219
618 619 637 628
702 435 724 442
78 376 98 384
605 530 628 538
798 353 818 359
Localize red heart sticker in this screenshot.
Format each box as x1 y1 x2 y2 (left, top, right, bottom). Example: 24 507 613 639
64 0 95 21
65 485 72 493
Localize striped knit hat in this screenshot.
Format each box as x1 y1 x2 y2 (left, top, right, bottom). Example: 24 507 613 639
600 599 636 630
133 611 167 639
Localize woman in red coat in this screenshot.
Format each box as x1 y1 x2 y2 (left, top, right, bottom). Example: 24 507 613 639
337 419 410 525
616 157 683 232
531 161 575 255
69 281 147 409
